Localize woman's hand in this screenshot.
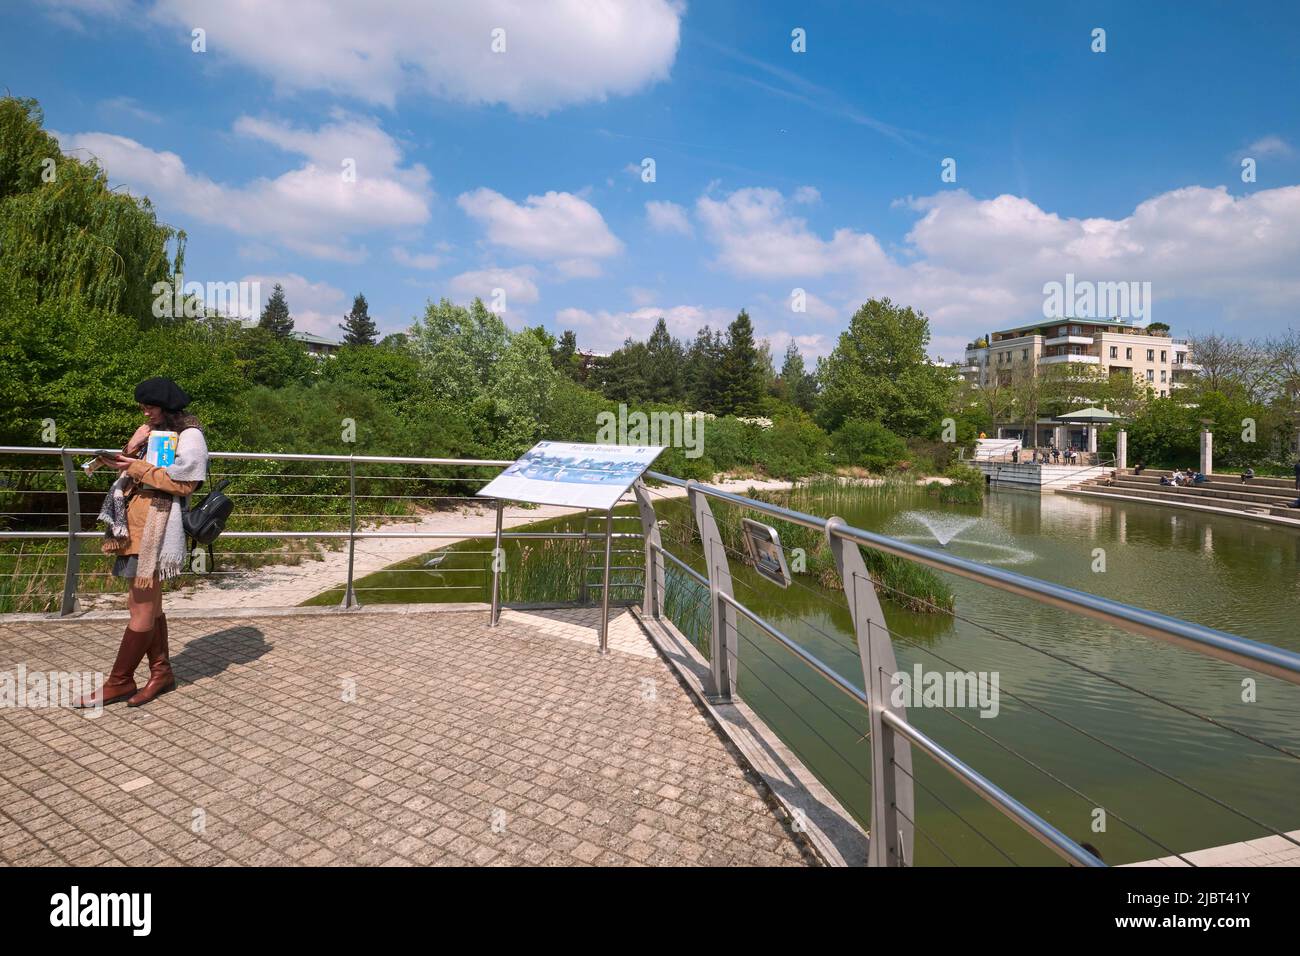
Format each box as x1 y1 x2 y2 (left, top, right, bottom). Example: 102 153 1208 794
108 455 136 472
124 424 151 456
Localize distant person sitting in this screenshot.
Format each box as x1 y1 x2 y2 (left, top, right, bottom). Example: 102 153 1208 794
1240 467 1255 483
1011 447 1020 463
1160 475 1174 486
1104 470 1117 486
1192 471 1207 484
1133 460 1146 475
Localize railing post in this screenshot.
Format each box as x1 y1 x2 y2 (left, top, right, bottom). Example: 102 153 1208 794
598 508 613 654
59 450 81 617
490 497 504 626
826 516 914 867
633 480 663 619
577 509 589 605
689 481 736 702
341 456 360 609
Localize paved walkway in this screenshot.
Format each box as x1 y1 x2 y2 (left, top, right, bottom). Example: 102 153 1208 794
0 607 816 866
1128 830 1300 867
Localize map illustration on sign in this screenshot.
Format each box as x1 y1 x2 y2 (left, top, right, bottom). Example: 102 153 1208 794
476 441 665 511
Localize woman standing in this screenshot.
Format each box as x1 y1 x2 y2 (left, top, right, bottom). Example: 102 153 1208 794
75 377 209 709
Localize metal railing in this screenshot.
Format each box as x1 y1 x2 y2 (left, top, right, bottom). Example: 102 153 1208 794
634 470 1300 867
5 445 1300 866
0 446 643 639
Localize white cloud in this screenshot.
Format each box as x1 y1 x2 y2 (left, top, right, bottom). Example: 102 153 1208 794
792 186 821 204
692 183 1300 354
55 112 432 262
696 187 890 278
1242 136 1296 159
458 187 622 276
448 266 540 308
130 0 682 113
99 96 161 124
645 200 693 236
555 304 733 351
392 247 443 270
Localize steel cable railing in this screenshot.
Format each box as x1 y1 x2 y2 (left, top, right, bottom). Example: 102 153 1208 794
635 471 1300 867
6 446 1299 866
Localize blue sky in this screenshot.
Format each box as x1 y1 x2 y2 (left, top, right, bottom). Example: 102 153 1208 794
4 0 1299 360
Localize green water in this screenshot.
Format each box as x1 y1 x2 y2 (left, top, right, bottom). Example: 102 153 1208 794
311 488 1300 866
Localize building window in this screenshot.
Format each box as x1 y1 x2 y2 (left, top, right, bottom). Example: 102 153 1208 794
1022 349 1028 360
1160 370 1167 382
1146 369 1155 382
1160 350 1167 362
1146 349 1154 361
1109 346 1117 359
1160 390 1167 397
1126 347 1132 360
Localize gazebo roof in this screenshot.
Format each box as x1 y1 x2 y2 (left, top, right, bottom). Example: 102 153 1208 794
1053 406 1123 424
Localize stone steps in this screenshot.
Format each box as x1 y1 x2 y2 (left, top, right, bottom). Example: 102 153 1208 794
1071 481 1300 520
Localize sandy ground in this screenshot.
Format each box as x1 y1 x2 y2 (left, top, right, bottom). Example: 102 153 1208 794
78 473 951 611
81 476 800 611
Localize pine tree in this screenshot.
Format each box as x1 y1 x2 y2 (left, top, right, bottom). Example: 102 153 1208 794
258 283 294 338
780 341 817 411
714 309 763 416
644 317 685 403
339 292 377 345
685 326 724 412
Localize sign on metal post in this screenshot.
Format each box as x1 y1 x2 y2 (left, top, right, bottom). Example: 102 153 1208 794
477 441 664 511
477 442 664 649
740 518 791 589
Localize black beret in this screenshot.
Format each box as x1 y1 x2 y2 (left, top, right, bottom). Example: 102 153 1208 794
134 377 191 411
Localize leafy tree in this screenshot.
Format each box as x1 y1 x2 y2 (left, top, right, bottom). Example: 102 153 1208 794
234 325 313 389
339 293 377 345
0 96 177 327
407 297 508 403
258 283 294 337
321 340 428 409
817 298 956 436
714 309 764 416
488 326 559 455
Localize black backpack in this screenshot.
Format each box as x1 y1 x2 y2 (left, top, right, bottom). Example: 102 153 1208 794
183 477 234 569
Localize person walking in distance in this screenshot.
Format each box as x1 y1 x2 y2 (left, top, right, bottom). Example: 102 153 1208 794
75 378 208 708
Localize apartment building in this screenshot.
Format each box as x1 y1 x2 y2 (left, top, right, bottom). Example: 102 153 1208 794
962 319 1198 397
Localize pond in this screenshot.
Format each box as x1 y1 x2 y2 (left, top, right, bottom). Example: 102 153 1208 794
308 484 1300 866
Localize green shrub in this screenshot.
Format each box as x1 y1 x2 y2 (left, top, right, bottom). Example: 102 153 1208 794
830 419 907 471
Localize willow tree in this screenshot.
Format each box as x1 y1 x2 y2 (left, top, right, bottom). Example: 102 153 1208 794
0 96 178 327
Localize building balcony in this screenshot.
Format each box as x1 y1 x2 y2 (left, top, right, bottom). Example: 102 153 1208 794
1039 353 1100 365
1043 335 1095 347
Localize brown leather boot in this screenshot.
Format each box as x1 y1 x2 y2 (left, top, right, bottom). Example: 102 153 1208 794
128 613 175 707
73 626 153 708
